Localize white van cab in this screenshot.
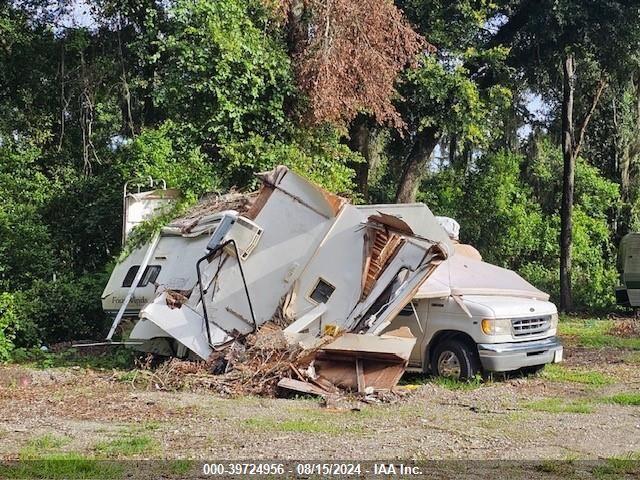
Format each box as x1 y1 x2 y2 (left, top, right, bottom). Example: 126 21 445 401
385 244 562 379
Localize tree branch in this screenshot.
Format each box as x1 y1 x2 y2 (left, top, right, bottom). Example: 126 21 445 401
573 77 607 160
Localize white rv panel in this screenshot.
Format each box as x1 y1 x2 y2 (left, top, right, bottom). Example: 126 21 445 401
290 205 367 326
194 187 334 334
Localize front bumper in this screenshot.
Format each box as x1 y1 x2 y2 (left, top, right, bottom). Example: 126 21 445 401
477 336 563 372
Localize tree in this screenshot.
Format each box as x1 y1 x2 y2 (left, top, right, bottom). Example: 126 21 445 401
285 0 426 128
503 0 640 310
389 0 514 202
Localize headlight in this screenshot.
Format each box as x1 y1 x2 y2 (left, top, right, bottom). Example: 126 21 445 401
550 313 559 329
481 318 512 335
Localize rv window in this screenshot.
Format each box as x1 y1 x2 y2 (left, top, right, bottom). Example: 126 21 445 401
309 278 335 304
141 265 161 286
122 266 140 287
122 265 162 288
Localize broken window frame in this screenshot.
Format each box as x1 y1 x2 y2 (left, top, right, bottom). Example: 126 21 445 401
308 277 336 305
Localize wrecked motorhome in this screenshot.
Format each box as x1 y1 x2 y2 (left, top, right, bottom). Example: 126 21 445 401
102 166 451 394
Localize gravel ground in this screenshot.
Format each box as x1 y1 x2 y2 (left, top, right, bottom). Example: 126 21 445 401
0 345 639 464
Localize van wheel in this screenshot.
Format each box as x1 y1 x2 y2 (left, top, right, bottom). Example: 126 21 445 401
432 340 480 380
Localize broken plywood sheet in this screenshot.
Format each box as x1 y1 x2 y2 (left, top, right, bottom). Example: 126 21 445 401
319 328 416 362
313 327 416 392
367 212 414 236
277 378 330 397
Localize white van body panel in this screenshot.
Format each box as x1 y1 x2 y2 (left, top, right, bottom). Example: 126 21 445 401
397 295 559 371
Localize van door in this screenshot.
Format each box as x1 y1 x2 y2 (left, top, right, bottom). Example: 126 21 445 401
382 301 425 367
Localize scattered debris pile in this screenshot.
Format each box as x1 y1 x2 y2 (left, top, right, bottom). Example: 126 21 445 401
169 191 258 234
142 323 416 402
608 318 640 337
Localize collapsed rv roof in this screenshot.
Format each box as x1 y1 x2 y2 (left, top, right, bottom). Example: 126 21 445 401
159 166 350 238
415 253 549 301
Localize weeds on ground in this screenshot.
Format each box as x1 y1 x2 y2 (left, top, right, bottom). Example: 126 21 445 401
559 317 640 350
600 392 640 406
24 434 71 451
9 346 134 370
592 452 640 478
4 433 123 479
522 397 595 414
541 364 613 386
93 434 158 458
243 407 370 435
243 417 355 435
0 453 123 479
402 373 485 391
535 459 577 476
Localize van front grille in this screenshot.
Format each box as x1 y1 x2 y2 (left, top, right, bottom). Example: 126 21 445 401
511 316 551 337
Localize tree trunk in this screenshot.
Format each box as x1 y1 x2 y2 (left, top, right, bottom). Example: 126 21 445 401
395 126 440 203
287 0 307 55
560 54 576 312
349 115 372 200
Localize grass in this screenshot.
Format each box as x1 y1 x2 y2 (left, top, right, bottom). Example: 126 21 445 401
25 433 71 450
9 346 135 370
243 404 379 435
431 375 485 391
0 453 124 479
535 459 577 476
592 452 640 478
541 363 613 386
559 317 640 350
93 434 158 458
402 373 486 391
601 392 640 406
168 460 196 475
7 434 123 480
522 397 595 414
243 417 350 435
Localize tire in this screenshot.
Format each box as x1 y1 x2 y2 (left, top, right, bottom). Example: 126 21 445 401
520 364 546 376
431 339 480 380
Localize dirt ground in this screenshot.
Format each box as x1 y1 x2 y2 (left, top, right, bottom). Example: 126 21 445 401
1 344 639 468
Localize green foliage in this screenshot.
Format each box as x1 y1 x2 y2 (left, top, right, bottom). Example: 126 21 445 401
220 128 359 194
94 434 158 457
541 364 613 386
154 0 293 147
602 392 640 406
9 345 134 370
402 53 506 147
0 292 19 361
421 142 619 310
11 272 112 346
559 317 640 350
114 122 219 201
0 454 123 479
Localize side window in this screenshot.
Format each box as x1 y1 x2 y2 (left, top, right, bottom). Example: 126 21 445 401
309 278 335 304
122 265 161 288
122 266 140 287
141 265 161 286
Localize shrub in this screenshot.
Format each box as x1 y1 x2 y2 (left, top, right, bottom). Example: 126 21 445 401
12 272 111 346
419 145 619 311
0 293 20 361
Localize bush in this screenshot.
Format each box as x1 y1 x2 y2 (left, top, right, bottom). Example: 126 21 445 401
419 145 619 311
0 293 20 361
219 128 359 194
11 272 111 347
